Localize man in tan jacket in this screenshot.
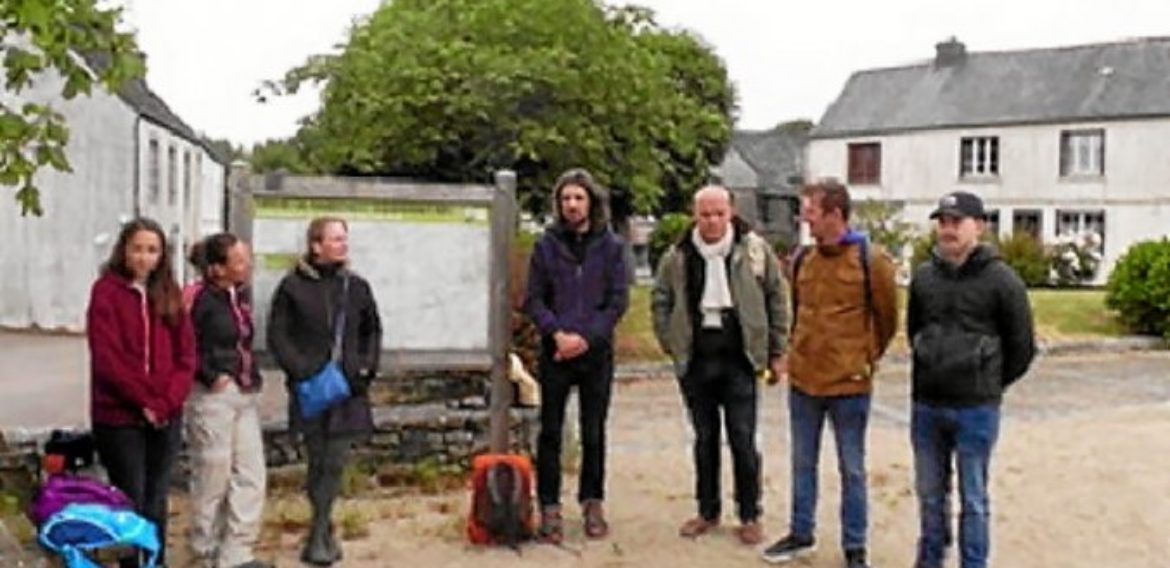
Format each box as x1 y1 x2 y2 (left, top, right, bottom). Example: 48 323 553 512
762 179 897 568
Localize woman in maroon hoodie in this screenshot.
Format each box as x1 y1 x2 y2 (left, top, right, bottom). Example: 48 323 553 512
87 217 195 568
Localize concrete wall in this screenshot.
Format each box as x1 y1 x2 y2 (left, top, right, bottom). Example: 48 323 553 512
806 118 1170 280
0 65 137 331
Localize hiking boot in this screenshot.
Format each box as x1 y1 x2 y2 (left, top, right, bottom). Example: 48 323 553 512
678 516 719 538
537 506 564 545
582 499 609 539
735 520 764 545
845 547 870 568
761 533 816 564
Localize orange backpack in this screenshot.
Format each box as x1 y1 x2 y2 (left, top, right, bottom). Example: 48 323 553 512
467 453 535 548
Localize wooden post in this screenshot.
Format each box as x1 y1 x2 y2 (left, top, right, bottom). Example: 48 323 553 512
488 170 517 453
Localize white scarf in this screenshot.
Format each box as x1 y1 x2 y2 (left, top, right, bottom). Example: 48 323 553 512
691 226 734 328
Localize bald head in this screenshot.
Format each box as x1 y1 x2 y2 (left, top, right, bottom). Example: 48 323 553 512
694 185 733 208
693 185 734 243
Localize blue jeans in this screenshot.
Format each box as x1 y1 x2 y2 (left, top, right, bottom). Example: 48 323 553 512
788 387 870 551
912 402 1000 568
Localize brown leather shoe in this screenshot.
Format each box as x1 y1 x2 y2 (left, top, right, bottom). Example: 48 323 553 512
678 516 719 538
735 520 764 545
582 499 609 539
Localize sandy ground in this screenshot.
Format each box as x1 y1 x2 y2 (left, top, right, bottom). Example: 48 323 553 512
220 352 1170 568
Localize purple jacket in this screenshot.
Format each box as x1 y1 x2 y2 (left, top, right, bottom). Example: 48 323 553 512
524 227 629 348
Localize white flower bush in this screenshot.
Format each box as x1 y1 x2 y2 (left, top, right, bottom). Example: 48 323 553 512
1049 230 1102 286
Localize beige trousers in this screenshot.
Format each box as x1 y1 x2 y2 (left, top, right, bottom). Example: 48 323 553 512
186 381 267 568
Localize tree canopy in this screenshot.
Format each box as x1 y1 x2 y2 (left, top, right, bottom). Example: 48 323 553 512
1 0 143 215
261 0 736 219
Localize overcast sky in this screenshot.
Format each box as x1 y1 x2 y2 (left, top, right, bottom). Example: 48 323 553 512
118 0 1170 147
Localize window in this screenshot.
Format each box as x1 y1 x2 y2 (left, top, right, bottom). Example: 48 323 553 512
960 136 999 177
167 146 178 206
1056 209 1105 252
1012 209 1041 240
183 151 192 210
985 209 1001 236
147 140 160 205
847 143 881 185
1060 129 1105 177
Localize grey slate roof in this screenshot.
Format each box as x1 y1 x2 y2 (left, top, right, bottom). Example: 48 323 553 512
722 129 807 194
80 51 227 164
813 37 1170 139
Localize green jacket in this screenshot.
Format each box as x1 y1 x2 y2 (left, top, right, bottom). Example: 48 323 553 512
651 220 788 377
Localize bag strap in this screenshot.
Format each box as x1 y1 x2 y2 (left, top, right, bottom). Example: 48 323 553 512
331 275 350 362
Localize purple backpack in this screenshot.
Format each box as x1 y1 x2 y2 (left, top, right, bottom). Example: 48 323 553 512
28 474 134 527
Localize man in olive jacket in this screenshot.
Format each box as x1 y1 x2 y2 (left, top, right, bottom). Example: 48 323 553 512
907 191 1035 568
763 180 898 568
652 185 786 546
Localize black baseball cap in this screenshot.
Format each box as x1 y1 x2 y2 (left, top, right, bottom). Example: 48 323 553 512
929 191 986 220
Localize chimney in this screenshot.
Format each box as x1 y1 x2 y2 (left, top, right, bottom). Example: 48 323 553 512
934 37 966 68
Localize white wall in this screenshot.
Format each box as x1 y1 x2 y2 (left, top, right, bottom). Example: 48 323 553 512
806 118 1170 280
0 64 137 331
135 122 224 283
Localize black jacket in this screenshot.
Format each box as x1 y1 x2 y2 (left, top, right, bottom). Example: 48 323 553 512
190 283 262 391
907 244 1036 406
267 259 382 397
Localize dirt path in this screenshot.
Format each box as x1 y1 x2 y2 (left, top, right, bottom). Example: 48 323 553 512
246 352 1170 568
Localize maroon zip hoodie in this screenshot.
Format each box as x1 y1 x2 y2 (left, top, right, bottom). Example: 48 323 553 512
87 272 196 427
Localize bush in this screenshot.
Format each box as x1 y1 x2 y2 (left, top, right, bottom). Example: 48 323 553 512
996 232 1050 287
1048 232 1103 287
647 213 691 269
1105 238 1170 337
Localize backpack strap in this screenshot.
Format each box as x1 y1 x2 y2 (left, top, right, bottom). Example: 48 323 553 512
789 246 810 333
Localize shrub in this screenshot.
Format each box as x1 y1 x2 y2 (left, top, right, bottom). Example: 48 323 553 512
1048 231 1103 287
1105 238 1170 337
647 213 691 269
996 232 1050 287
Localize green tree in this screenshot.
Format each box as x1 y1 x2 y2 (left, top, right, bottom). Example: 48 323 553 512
1 0 144 215
260 0 734 221
248 138 311 174
852 199 916 257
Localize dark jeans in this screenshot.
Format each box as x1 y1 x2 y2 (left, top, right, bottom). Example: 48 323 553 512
912 402 1000 568
536 347 614 508
679 355 761 523
788 387 871 551
93 420 182 568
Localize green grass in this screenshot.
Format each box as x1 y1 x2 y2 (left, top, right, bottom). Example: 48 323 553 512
613 285 1126 363
614 286 667 363
1029 289 1127 339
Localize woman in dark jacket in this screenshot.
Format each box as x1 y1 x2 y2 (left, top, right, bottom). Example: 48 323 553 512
185 233 272 568
87 218 195 568
267 216 381 566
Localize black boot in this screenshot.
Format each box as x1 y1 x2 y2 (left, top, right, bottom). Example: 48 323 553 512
325 524 343 562
300 512 334 566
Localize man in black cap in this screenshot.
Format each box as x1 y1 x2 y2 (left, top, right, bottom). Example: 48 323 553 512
906 191 1036 568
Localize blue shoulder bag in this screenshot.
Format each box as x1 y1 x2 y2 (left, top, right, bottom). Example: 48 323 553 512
297 276 352 419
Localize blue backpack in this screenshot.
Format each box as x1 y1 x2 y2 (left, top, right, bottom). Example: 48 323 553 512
39 503 160 568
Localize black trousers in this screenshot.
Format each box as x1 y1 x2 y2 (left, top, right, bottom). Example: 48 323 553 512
680 351 761 523
93 420 182 567
536 347 614 508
